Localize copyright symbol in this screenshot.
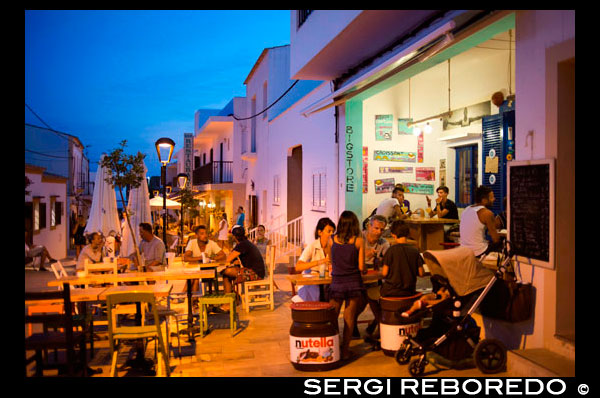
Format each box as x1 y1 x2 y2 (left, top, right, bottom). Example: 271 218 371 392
578 384 589 395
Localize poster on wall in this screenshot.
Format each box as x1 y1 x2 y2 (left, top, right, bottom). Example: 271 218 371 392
362 147 368 193
398 118 414 135
416 167 436 181
439 159 447 187
379 167 413 174
417 132 424 163
375 115 393 141
403 182 435 195
374 150 417 162
375 178 396 194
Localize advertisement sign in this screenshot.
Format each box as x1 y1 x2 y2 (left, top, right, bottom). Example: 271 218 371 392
415 167 435 181
375 114 393 141
379 167 413 174
398 118 414 135
373 150 416 163
374 178 396 194
403 182 434 195
362 147 368 193
184 133 194 180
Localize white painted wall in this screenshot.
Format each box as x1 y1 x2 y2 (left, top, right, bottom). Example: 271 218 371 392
361 31 515 216
26 169 68 260
290 10 362 79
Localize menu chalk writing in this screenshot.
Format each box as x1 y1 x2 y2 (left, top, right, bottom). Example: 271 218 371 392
509 162 551 263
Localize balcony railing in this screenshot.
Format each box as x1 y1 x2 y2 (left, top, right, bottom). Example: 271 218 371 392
192 161 233 185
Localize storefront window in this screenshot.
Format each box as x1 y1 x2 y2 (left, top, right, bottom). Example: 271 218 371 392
456 145 478 207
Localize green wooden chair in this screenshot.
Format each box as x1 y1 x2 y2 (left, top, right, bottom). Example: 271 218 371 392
197 292 237 337
106 291 170 377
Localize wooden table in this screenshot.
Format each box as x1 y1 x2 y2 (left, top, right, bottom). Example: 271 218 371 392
403 217 459 252
98 283 173 300
287 270 384 301
25 287 109 306
48 269 214 342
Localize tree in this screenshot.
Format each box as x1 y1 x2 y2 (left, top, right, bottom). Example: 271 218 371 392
179 187 200 230
100 140 146 269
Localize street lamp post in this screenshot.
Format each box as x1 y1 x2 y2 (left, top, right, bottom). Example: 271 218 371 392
177 173 188 255
155 137 175 247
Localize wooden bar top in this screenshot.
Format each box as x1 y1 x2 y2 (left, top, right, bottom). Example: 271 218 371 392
403 217 459 224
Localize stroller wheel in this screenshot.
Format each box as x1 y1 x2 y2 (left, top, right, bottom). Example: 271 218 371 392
474 338 507 374
395 342 412 365
408 358 426 377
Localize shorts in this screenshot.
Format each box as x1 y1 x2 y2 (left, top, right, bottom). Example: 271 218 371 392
233 268 262 284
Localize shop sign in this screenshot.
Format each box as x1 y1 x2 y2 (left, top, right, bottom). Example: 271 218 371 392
184 133 194 179
345 126 355 192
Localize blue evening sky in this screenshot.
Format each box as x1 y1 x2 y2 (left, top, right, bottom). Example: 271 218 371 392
25 10 290 177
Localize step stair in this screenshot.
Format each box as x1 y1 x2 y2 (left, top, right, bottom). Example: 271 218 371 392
507 343 575 377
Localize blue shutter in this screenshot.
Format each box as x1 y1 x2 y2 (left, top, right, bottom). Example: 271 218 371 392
482 114 504 216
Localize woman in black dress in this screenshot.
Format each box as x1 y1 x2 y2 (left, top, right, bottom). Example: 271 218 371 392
73 215 87 258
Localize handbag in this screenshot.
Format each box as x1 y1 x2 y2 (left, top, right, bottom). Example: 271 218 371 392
479 262 534 323
505 262 534 322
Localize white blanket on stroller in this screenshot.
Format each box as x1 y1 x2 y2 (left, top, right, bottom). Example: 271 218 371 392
423 247 494 297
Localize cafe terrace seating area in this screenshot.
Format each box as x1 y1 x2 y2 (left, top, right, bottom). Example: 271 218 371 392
24 238 512 378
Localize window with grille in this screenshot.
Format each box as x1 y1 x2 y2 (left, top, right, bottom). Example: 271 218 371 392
297 10 313 28
312 168 326 212
273 175 280 205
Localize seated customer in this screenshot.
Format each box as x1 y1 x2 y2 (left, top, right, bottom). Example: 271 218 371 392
459 185 502 257
76 232 104 271
217 226 266 313
362 215 390 338
133 222 166 271
380 220 425 297
376 187 409 224
25 231 56 272
252 224 272 258
426 186 459 220
184 224 226 293
292 217 336 303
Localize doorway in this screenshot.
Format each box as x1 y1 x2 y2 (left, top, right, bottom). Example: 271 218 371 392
555 56 575 342
287 146 303 222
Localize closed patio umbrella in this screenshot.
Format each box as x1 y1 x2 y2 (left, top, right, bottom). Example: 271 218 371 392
149 195 181 209
84 155 121 238
120 161 152 257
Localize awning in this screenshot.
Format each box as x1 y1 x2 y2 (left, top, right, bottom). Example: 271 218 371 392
300 10 513 117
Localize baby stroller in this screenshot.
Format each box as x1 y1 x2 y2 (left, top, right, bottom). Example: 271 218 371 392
395 241 514 376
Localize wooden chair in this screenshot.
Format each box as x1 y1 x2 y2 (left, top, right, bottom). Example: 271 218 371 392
106 291 170 377
25 286 88 377
241 245 276 312
197 292 237 337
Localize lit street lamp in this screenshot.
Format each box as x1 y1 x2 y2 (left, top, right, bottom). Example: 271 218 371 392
177 172 188 255
155 137 175 247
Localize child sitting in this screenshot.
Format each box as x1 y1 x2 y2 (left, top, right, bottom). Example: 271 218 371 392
401 287 451 317
380 220 425 297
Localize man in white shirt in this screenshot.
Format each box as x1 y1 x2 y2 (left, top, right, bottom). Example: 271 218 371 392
134 222 166 271
460 185 502 257
76 232 104 271
184 225 226 294
376 187 409 225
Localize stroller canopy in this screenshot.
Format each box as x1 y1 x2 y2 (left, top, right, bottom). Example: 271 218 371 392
423 247 494 297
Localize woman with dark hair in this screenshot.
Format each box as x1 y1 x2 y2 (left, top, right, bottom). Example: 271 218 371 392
292 217 336 302
216 226 265 313
329 210 366 360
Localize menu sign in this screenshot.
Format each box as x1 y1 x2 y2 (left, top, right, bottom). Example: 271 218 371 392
508 159 555 269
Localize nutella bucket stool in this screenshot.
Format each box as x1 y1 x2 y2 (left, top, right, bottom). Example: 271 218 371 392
289 302 340 371
379 294 423 356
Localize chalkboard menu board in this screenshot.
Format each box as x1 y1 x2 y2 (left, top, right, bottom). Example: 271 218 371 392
508 159 555 269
